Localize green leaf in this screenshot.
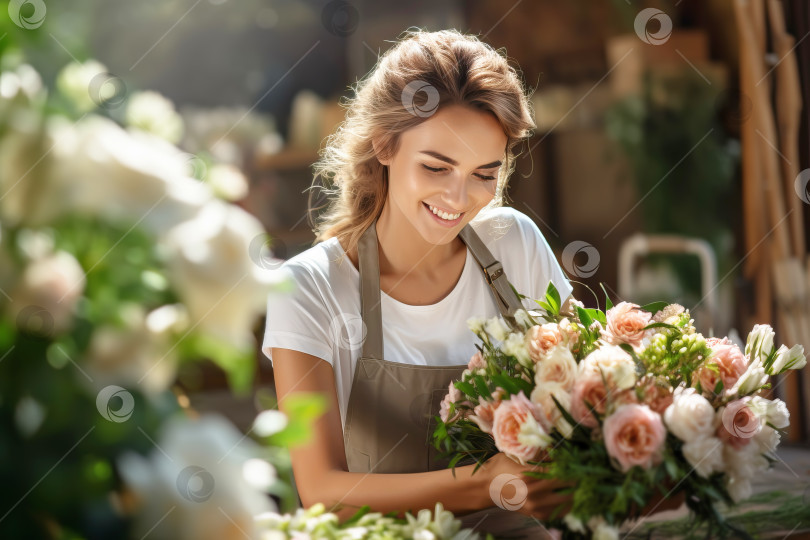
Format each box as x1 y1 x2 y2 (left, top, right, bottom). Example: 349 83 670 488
640 301 669 314
600 282 613 310
473 375 492 400
546 281 561 313
454 381 478 399
576 306 594 329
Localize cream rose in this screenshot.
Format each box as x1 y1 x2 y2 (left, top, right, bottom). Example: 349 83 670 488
534 344 578 391
663 387 715 443
530 383 574 438
525 322 563 363
579 345 637 390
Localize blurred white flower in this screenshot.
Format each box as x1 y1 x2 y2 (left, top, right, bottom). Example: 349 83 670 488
117 414 276 540
161 200 283 351
208 163 249 202
465 317 485 335
6 250 85 336
56 59 108 113
126 90 184 144
83 302 187 394
723 443 768 502
0 63 45 116
726 357 768 397
49 115 211 234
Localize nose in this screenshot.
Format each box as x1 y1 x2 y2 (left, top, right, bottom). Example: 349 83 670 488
440 174 470 212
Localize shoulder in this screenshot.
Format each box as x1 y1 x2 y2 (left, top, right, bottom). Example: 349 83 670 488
273 238 343 290
467 204 541 246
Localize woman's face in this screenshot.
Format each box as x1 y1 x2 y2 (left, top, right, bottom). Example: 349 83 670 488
378 104 508 245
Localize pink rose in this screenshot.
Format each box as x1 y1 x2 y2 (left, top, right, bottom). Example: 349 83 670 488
697 337 748 395
603 403 666 472
468 351 486 371
602 301 653 348
571 369 609 429
636 375 674 415
717 397 760 449
439 381 472 423
469 387 507 433
492 390 547 464
525 323 563 363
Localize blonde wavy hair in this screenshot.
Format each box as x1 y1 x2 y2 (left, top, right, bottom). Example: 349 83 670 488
307 27 536 257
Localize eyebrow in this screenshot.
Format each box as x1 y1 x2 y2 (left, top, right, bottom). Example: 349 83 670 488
418 150 502 169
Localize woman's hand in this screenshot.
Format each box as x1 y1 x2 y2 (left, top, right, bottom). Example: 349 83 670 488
478 452 573 520
637 486 686 517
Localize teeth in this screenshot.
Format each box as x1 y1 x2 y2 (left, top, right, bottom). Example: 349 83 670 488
427 203 461 221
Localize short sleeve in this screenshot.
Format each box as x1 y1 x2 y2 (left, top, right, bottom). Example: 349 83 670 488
261 263 335 368
510 208 574 307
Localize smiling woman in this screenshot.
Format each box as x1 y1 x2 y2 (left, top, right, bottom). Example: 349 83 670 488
262 28 575 538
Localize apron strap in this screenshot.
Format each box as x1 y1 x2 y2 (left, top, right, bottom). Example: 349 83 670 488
358 217 524 361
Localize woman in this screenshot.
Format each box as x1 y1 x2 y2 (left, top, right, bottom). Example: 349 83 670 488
263 28 670 537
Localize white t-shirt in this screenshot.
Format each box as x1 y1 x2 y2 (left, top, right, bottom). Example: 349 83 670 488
261 205 573 431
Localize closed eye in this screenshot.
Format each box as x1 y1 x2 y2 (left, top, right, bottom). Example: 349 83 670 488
422 164 497 181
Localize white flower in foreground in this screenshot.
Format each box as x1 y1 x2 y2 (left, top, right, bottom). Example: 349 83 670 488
56 59 108 113
208 163 249 201
588 516 619 540
161 199 285 351
0 63 44 114
84 302 187 393
126 90 184 144
663 387 715 443
723 443 768 503
6 250 85 336
769 343 806 374
48 115 211 234
117 414 276 540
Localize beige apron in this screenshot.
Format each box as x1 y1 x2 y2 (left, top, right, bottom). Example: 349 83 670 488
341 217 559 539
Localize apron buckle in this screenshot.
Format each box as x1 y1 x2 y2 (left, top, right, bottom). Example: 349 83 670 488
483 261 504 284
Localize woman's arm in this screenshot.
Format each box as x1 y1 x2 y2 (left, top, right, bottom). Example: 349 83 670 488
271 347 493 521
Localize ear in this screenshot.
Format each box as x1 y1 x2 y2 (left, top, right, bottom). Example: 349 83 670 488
371 137 391 166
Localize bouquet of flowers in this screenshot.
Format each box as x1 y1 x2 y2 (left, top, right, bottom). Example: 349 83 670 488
431 282 807 538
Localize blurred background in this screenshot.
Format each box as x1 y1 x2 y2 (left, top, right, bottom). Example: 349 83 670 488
1 0 809 538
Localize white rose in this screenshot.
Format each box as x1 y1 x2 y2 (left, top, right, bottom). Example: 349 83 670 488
126 90 184 144
580 345 637 390
161 200 283 350
48 115 212 235
663 387 715 442
769 343 806 374
681 436 724 478
753 425 780 453
7 250 85 336
535 344 578 390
